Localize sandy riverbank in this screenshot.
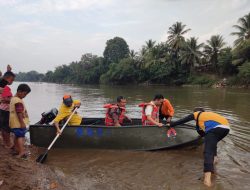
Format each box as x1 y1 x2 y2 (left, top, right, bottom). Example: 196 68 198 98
0 138 74 190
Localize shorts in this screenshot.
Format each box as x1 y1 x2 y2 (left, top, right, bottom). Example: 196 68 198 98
11 128 27 138
0 109 11 133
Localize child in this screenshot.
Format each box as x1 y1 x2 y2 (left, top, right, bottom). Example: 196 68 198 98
9 84 31 158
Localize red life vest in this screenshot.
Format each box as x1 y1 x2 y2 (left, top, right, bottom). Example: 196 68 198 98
104 104 126 126
138 102 159 126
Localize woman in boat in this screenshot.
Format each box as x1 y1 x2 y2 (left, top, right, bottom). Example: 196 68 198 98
170 107 230 187
104 96 132 127
139 94 164 127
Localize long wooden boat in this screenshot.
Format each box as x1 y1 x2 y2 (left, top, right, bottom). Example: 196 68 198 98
29 118 201 151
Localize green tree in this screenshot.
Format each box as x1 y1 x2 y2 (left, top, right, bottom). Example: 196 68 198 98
100 58 138 84
218 47 236 76
231 12 250 47
204 35 226 71
232 39 250 66
167 22 191 53
180 37 203 73
144 39 156 51
238 61 250 85
103 37 130 64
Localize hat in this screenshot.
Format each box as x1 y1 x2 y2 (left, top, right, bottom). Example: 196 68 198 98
63 94 73 107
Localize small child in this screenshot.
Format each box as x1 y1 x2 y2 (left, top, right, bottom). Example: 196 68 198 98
9 84 31 158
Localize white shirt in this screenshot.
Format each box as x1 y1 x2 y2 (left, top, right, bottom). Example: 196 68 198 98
145 101 155 116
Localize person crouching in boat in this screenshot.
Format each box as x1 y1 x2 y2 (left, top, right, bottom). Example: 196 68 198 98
104 96 132 127
170 107 230 187
139 94 164 127
53 95 82 134
159 97 174 123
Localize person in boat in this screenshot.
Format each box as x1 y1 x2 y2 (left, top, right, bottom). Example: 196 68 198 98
159 97 174 123
170 107 230 187
9 83 31 159
139 94 164 127
104 96 132 127
53 95 82 134
0 65 15 148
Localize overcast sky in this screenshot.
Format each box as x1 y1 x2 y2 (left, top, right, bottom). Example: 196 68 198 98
0 0 249 73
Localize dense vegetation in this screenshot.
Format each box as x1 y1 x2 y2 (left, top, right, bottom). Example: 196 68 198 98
15 13 250 87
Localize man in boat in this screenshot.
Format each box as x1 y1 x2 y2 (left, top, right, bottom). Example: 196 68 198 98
170 107 230 187
159 97 174 123
0 65 15 148
53 95 82 134
139 94 164 127
104 96 132 127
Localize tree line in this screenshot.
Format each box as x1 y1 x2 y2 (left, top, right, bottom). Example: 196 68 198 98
15 12 250 86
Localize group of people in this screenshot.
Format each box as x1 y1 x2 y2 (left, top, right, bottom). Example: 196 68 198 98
0 65 230 187
0 65 31 160
54 94 230 186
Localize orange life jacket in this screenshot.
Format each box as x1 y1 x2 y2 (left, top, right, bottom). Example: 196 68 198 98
138 102 159 126
104 104 126 126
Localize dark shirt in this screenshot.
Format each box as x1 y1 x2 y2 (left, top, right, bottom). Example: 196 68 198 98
109 107 123 123
170 114 194 127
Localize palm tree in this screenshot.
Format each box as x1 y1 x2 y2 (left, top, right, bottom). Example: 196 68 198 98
167 22 191 52
145 39 156 51
180 37 204 73
129 50 137 59
204 35 226 71
231 12 250 46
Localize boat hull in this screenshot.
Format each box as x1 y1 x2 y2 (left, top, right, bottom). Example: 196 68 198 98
29 118 201 150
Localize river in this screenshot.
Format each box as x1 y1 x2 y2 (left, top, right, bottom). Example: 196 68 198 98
10 82 250 190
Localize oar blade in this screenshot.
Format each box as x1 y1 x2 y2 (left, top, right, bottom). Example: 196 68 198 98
36 151 48 163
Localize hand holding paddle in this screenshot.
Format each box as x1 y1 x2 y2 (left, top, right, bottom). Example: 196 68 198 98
36 107 78 163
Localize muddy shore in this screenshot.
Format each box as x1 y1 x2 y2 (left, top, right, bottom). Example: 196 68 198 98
0 138 74 190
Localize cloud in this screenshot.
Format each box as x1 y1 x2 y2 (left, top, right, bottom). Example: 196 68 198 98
13 0 113 14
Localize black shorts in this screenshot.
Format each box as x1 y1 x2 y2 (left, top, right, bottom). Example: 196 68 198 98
0 110 11 133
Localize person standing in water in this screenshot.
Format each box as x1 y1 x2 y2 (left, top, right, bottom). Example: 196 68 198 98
170 107 230 187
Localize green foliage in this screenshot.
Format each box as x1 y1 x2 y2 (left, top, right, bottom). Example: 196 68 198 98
103 37 130 64
15 71 44 82
203 35 226 72
188 75 216 86
232 40 250 66
100 58 138 85
231 13 250 47
218 47 237 76
238 62 250 84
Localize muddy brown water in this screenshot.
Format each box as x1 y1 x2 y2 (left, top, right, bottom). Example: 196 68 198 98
10 82 250 190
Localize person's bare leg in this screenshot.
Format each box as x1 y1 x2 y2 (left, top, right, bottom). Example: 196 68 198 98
204 172 212 187
3 131 12 148
16 137 25 157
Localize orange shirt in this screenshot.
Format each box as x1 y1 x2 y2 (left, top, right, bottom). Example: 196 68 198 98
160 99 174 117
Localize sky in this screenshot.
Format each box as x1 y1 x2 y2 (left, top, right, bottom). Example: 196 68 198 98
0 0 249 73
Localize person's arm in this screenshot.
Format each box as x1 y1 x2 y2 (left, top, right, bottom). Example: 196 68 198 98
110 108 121 127
15 103 26 128
53 112 69 134
146 115 163 127
145 105 163 127
170 114 194 127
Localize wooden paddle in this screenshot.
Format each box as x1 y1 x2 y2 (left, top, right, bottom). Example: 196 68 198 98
36 107 78 163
